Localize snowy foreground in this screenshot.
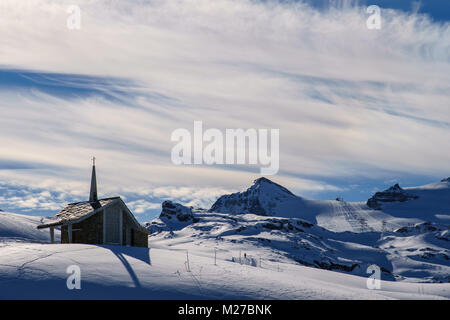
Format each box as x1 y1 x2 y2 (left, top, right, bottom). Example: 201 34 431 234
0 242 449 300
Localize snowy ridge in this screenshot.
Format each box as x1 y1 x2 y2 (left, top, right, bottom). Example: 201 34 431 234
209 177 450 232
0 211 60 243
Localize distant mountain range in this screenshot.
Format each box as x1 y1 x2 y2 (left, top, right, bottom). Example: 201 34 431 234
209 176 450 232
145 177 450 282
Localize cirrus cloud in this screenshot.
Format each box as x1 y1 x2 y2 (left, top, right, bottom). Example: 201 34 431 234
0 0 449 220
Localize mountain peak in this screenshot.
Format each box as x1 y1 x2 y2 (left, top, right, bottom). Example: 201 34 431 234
250 177 295 196
253 177 273 185
209 177 302 217
440 177 450 183
367 183 418 209
386 183 403 192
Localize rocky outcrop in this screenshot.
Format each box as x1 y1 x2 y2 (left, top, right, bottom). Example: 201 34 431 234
367 184 418 210
395 221 449 238
160 200 196 223
145 201 198 234
314 260 359 272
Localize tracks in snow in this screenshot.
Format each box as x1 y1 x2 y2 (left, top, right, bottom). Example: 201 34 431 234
334 202 374 233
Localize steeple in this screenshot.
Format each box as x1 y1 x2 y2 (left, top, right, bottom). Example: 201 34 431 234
89 157 98 203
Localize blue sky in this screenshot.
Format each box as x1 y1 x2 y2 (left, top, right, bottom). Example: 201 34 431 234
0 0 449 221
373 0 450 22
303 0 450 22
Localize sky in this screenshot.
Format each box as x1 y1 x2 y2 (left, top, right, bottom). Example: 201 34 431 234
0 0 449 221
303 0 450 22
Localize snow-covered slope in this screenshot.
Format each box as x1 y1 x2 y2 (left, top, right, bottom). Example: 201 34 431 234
210 177 450 232
379 222 450 282
147 204 450 283
0 211 60 243
0 243 448 299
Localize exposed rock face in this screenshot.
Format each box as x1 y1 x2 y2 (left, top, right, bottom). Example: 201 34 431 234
441 177 450 183
367 184 418 210
145 201 199 234
313 260 360 273
395 221 449 237
210 177 297 216
160 200 195 222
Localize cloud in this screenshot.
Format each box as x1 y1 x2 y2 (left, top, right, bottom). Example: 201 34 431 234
0 0 449 219
127 200 161 214
0 183 70 212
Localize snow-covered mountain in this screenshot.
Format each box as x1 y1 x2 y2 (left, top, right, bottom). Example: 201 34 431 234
145 177 450 283
368 178 450 222
209 177 450 233
210 177 309 217
147 204 449 283
366 183 419 209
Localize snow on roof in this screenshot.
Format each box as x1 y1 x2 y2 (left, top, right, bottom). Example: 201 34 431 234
37 197 119 229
